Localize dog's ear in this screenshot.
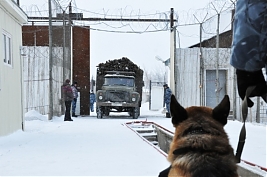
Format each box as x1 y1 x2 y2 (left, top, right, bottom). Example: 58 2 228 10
170 94 187 126
212 95 230 126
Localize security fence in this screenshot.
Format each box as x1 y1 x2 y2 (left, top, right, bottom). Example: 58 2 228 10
21 46 70 116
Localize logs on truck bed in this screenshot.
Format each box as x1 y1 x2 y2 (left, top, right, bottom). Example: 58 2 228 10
97 57 143 76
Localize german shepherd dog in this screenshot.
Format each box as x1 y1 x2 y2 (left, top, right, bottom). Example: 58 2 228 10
160 95 238 177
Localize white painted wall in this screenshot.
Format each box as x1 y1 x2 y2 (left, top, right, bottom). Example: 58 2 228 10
0 0 27 136
175 48 201 107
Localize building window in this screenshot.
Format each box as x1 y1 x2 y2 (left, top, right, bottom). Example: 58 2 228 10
2 31 12 66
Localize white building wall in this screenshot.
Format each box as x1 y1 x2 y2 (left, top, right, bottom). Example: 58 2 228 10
175 48 267 122
176 48 235 108
0 0 27 136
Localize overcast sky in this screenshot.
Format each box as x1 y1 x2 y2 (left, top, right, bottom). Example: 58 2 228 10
20 0 234 78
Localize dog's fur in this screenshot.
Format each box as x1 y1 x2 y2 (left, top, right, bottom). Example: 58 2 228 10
167 95 238 177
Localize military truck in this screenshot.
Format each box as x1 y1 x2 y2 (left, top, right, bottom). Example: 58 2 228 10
95 57 144 119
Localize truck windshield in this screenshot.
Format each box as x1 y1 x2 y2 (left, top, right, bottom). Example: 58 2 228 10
104 77 134 87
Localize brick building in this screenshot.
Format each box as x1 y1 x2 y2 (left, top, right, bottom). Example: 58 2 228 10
22 25 91 115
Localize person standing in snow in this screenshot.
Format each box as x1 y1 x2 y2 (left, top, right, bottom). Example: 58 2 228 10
90 90 96 112
71 81 79 117
62 79 74 121
163 84 172 118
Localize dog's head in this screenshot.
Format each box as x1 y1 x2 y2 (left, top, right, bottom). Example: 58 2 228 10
168 94 232 161
170 94 230 127
167 95 237 177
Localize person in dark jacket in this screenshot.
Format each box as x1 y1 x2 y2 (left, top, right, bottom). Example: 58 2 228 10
163 84 172 118
230 0 267 106
62 79 74 121
71 81 78 117
90 90 96 112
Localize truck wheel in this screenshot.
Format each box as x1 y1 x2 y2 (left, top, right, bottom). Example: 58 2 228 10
132 107 139 119
137 107 140 116
104 109 110 116
97 107 103 119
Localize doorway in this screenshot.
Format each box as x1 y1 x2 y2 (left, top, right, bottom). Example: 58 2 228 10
206 70 227 108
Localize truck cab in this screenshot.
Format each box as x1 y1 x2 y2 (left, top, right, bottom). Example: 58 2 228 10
96 74 140 119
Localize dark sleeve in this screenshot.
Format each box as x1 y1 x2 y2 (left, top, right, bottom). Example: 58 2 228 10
158 165 171 177
230 0 267 71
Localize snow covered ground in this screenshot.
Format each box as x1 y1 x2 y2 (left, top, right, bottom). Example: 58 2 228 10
0 102 266 176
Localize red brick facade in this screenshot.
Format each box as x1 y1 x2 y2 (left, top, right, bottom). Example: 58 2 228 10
22 25 90 115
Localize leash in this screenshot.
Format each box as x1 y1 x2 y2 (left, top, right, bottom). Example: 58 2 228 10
236 67 267 162
235 86 256 163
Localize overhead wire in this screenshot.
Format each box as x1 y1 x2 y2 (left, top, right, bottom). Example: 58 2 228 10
22 0 235 37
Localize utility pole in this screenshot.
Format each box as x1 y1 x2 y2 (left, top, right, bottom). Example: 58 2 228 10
61 10 66 115
215 13 220 104
48 0 53 120
232 12 237 120
170 8 176 96
194 13 208 106
68 2 72 82
63 10 66 80
199 22 204 106
212 2 226 104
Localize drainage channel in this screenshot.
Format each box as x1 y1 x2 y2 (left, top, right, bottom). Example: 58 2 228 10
125 121 173 157
126 121 158 146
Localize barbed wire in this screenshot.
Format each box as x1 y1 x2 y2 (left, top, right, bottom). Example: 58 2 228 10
21 0 235 40
72 23 168 34
73 6 170 18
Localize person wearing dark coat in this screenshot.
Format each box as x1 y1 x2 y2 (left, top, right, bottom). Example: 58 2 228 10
163 84 172 118
230 0 267 106
62 79 74 121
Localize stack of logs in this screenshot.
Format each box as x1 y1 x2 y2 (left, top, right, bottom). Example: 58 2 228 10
97 57 143 76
